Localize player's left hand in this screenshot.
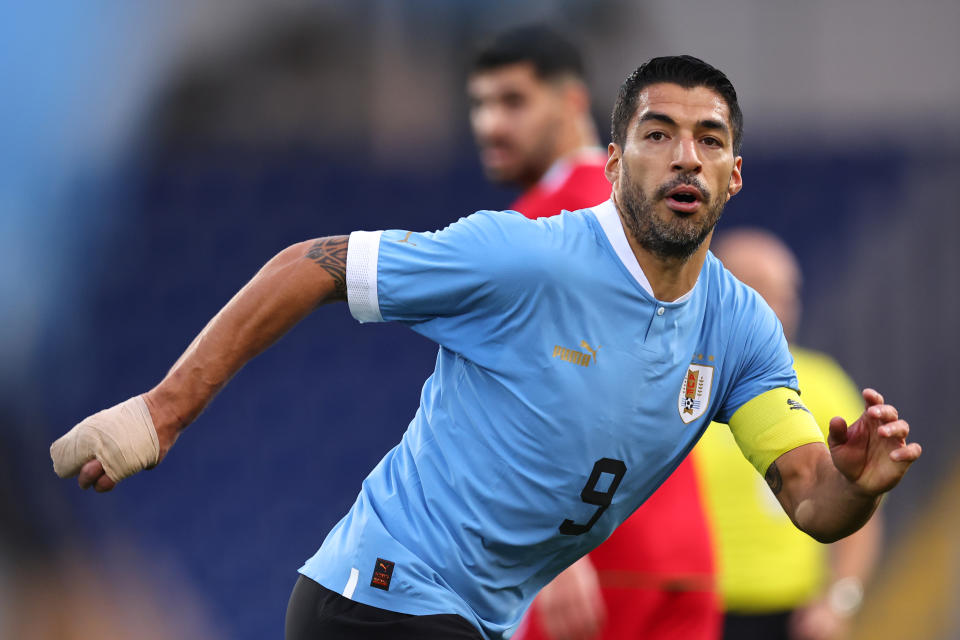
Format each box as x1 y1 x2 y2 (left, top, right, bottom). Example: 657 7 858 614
789 598 850 640
828 388 921 496
534 556 606 640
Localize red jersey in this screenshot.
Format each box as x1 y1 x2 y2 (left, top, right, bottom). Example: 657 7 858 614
510 149 612 219
511 149 720 640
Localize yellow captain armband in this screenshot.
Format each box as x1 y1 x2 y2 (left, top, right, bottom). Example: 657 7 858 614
728 387 826 477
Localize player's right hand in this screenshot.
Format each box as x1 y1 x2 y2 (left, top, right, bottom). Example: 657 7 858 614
828 388 921 497
50 395 160 492
535 556 606 640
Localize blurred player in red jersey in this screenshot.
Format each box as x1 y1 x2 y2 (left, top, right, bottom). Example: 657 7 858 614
468 26 720 640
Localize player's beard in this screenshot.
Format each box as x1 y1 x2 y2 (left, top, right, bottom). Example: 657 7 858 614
479 113 563 188
618 164 726 261
481 142 552 187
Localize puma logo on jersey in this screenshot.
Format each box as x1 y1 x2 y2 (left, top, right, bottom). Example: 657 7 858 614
370 557 395 591
553 341 600 367
580 341 600 363
396 231 417 246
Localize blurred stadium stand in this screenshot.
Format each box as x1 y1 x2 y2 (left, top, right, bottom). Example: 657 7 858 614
3 2 958 638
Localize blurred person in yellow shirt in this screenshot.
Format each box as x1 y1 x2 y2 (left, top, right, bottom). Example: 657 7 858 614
695 229 881 640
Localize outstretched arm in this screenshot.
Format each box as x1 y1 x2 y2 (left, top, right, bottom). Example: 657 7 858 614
51 236 350 492
766 389 919 543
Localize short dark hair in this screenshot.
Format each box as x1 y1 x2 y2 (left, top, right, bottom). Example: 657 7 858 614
611 55 743 155
471 25 585 81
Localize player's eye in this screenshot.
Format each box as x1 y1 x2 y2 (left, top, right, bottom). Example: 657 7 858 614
647 131 666 141
502 93 526 108
702 136 722 147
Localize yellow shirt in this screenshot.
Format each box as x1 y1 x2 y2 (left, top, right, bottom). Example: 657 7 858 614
693 346 863 612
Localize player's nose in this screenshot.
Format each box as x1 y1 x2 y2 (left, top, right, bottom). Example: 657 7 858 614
471 105 509 141
671 138 702 174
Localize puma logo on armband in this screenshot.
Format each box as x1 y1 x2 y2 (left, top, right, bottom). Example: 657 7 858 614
787 398 812 414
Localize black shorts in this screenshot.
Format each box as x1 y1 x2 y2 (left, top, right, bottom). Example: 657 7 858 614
722 610 792 640
285 574 485 640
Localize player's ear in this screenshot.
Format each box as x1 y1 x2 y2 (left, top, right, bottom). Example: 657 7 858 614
726 156 743 201
605 143 621 187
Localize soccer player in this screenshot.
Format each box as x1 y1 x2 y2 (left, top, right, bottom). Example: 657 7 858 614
50 56 920 640
697 229 881 640
468 27 718 640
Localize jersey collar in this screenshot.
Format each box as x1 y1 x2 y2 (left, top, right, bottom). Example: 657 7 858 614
537 147 607 194
591 199 696 304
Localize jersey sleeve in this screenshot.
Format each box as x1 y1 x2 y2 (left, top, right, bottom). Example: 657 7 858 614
345 210 545 343
714 289 799 423
712 284 824 475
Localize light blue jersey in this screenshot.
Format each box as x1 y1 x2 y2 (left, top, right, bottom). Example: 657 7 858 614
300 200 797 639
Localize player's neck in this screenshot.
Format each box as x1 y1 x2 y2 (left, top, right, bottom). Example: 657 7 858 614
613 196 712 302
559 117 600 165
635 239 711 302
527 117 600 188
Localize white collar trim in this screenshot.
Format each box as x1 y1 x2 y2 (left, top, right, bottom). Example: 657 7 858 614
590 199 695 304
539 147 607 193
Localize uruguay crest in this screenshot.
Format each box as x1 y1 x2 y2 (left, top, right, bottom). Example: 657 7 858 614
678 364 714 424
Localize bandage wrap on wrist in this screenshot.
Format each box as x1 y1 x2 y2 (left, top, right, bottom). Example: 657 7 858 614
50 395 160 483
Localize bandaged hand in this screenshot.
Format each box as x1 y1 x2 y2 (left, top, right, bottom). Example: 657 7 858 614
50 395 160 486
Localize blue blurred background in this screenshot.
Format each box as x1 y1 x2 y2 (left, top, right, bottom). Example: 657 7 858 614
3 1 958 638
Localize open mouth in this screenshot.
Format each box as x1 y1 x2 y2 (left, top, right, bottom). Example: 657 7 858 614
482 144 515 167
664 186 704 213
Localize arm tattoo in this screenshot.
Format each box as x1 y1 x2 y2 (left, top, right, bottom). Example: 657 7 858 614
305 236 348 301
765 461 783 495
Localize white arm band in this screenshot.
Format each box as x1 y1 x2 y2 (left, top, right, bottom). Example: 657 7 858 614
50 395 160 483
346 230 383 323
